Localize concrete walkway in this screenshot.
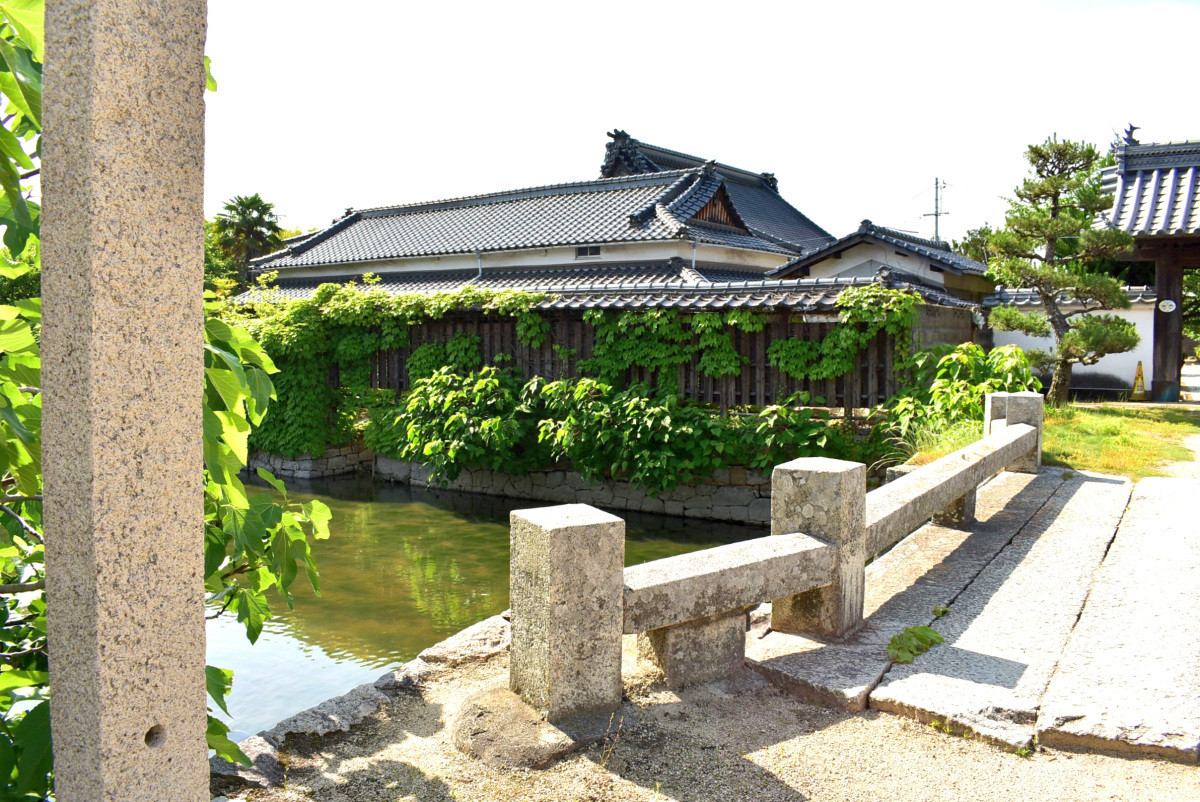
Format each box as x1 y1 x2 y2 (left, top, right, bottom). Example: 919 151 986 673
1182 362 1199 402
748 467 1200 761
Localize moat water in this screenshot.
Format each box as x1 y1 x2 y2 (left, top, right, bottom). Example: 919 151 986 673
205 474 764 740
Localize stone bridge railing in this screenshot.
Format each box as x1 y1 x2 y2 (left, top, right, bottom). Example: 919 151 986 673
507 391 1044 724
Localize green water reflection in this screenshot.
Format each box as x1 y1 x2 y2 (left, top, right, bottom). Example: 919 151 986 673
207 475 762 739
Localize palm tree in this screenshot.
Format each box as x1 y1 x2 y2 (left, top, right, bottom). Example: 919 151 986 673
213 193 284 287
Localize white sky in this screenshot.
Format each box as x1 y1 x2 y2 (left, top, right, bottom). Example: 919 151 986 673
204 0 1199 245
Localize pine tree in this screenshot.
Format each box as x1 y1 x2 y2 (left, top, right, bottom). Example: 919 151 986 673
987 137 1137 406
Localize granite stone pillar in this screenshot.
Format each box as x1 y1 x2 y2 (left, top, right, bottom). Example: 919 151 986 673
770 458 866 638
509 504 624 722
1004 391 1044 474
42 1 208 799
984 392 1008 437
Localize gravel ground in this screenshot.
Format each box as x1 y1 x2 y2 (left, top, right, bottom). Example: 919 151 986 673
227 643 1199 802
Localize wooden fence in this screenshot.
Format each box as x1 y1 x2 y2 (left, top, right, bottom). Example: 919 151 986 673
369 306 975 410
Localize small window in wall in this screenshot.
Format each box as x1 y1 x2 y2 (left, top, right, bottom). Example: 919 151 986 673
575 245 601 259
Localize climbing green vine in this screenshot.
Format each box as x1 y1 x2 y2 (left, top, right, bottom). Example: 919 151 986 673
579 308 769 391
220 279 550 456
219 280 926 486
767 284 922 381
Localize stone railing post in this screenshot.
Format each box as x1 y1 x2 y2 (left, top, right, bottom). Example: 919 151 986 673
1004 391 1044 473
42 1 208 798
509 504 624 723
770 458 866 638
984 391 1008 437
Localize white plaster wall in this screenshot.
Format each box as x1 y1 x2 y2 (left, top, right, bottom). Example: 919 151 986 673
805 242 948 286
265 240 783 281
991 305 1155 388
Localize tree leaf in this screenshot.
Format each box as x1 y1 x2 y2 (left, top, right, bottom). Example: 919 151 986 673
206 714 251 767
205 664 234 716
0 1 45 62
12 699 50 795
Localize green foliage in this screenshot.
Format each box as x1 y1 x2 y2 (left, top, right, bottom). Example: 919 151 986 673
219 283 548 457
1184 271 1200 343
768 285 922 381
405 334 482 385
537 378 734 491
0 0 41 257
889 343 1042 441
1059 314 1139 365
747 392 843 470
581 308 769 391
887 625 944 663
364 366 546 481
952 225 994 265
986 137 1138 404
204 219 240 294
367 372 890 493
0 242 37 305
581 308 694 390
987 304 1049 338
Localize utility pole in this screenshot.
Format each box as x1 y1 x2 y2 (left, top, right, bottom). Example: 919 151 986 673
923 178 948 242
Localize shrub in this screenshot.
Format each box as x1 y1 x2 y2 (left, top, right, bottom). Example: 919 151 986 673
365 366 546 480
537 379 735 492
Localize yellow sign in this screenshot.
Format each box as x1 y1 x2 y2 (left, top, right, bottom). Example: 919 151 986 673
1131 361 1148 401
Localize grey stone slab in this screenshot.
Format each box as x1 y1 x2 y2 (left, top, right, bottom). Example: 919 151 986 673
1037 478 1200 762
622 533 834 633
260 682 390 748
865 424 1038 560
747 470 1063 712
209 735 284 792
638 610 748 688
871 472 1131 750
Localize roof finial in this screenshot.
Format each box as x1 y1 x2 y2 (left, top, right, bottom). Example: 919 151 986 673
760 172 778 191
1123 123 1140 146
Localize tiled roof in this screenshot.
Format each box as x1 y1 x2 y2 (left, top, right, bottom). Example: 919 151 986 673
240 260 974 313
769 219 989 278
250 164 802 273
1101 140 1200 237
983 285 1156 308
599 131 836 253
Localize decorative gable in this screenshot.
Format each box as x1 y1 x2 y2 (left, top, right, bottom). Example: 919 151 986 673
690 184 749 232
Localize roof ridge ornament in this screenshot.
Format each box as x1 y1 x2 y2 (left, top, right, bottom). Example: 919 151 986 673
1123 123 1140 146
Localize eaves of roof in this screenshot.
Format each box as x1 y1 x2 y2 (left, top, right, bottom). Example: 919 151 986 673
983 285 1157 308
769 221 987 277
1101 139 1200 237
237 260 975 314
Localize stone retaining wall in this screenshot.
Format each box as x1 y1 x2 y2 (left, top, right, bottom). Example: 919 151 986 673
249 443 374 480
376 458 773 524
247 446 773 524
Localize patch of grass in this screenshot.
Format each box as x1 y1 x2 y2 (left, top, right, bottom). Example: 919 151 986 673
1043 405 1200 480
896 420 984 467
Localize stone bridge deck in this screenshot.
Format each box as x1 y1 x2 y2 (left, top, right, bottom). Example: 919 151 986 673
746 467 1200 761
